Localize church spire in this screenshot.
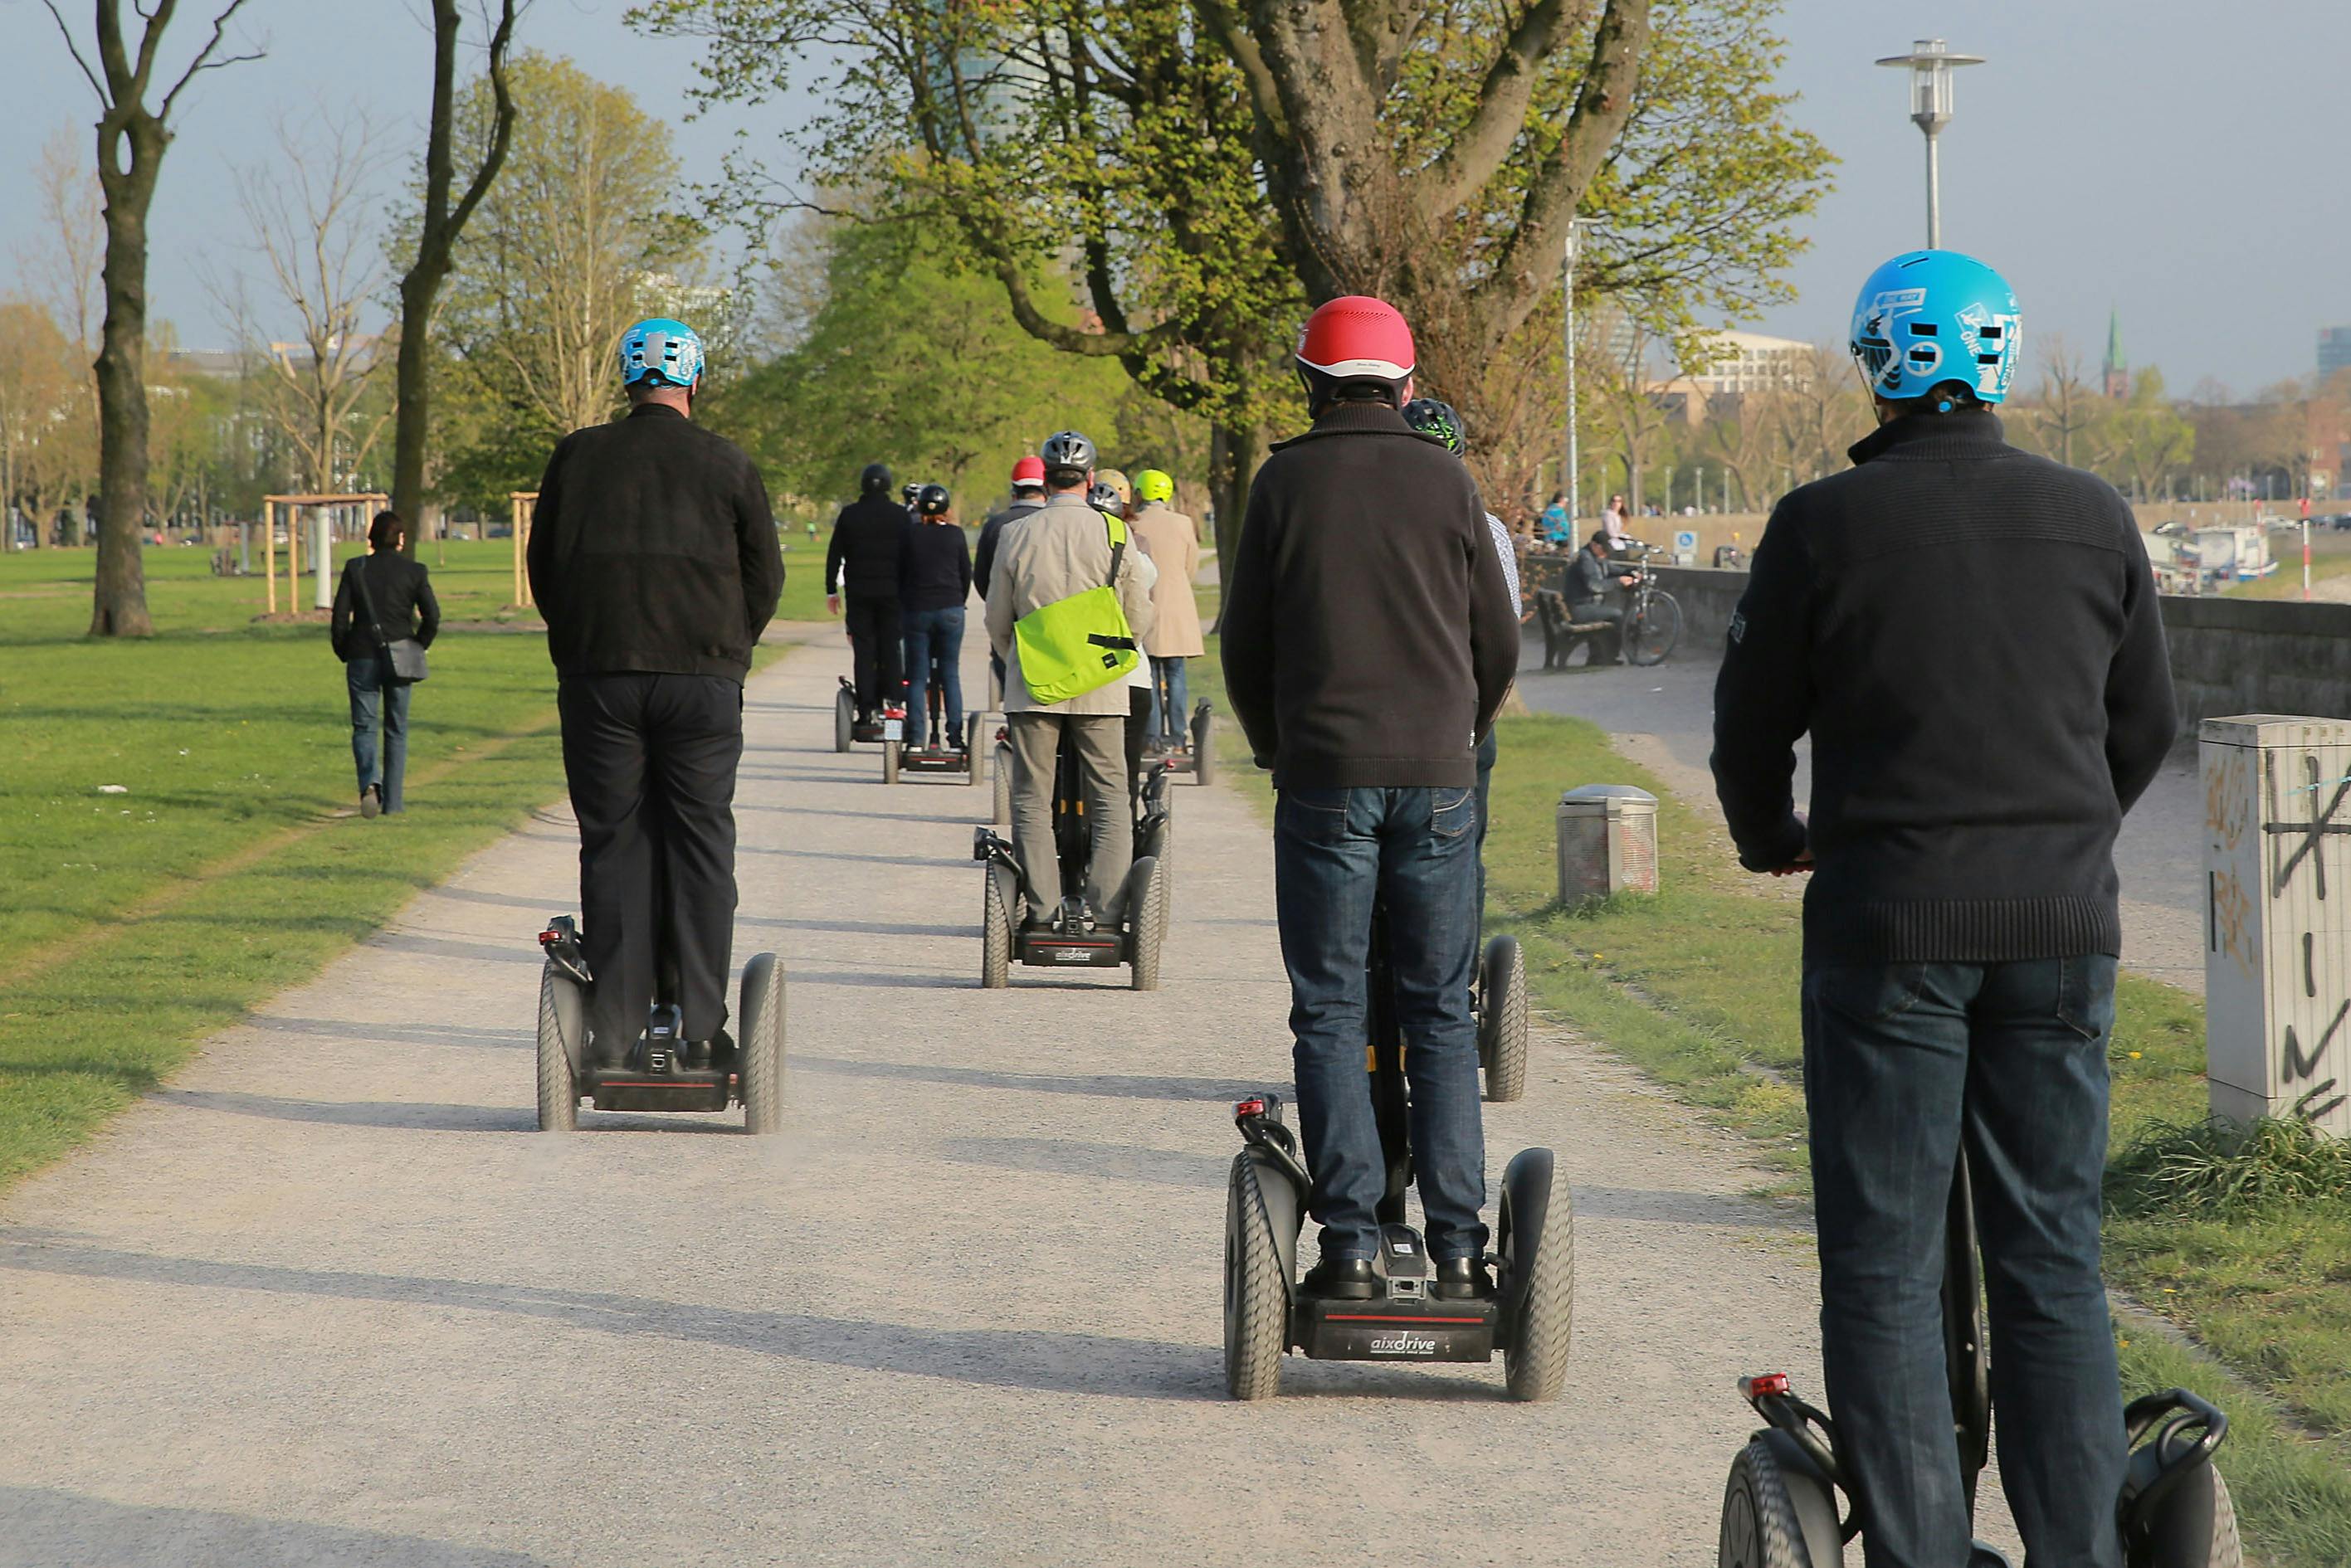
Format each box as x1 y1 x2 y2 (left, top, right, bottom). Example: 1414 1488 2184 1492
2102 306 2129 399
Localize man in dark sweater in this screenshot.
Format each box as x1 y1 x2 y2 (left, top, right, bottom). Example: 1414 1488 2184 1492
899 482 973 748
527 318 784 1067
1222 295 1519 1301
1712 251 2176 1568
1564 529 1636 664
975 455 1047 702
826 463 914 723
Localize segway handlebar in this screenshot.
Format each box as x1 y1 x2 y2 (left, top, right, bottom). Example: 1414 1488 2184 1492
1739 1372 1850 1495
1233 1095 1310 1193
2118 1388 2229 1534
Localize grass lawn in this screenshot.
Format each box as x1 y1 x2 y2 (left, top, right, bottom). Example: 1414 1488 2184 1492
1186 584 2351 1566
0 538 813 1191
2224 547 2351 601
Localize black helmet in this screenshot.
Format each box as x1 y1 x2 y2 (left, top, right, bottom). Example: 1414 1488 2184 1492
859 462 893 496
1039 429 1096 484
902 482 921 505
1086 480 1123 514
1402 397 1467 457
915 483 951 517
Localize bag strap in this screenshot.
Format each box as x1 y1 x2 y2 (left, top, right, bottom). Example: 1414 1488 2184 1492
1103 512 1126 592
348 555 393 652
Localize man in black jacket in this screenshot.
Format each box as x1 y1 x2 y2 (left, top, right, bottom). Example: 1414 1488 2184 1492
527 318 784 1069
1712 252 2176 1568
1222 295 1519 1302
1564 529 1635 664
827 463 914 723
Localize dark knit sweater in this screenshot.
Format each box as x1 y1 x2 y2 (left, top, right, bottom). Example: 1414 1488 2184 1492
900 520 973 611
826 495 914 598
1220 400 1519 789
525 404 784 682
1710 411 2178 967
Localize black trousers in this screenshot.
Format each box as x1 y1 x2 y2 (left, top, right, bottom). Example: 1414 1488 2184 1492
1568 601 1624 664
845 592 904 715
1125 686 1152 811
558 674 744 1061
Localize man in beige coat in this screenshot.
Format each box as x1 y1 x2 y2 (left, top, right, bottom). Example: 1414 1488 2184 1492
1125 470 1203 750
984 430 1158 923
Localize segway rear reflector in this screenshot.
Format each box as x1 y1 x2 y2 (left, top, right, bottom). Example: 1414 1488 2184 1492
1235 1098 1266 1119
1741 1373 1791 1399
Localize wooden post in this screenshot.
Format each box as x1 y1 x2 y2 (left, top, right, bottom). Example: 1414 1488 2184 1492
511 494 523 606
265 499 277 615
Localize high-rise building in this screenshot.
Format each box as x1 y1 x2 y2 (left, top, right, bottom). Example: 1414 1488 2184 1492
2319 326 2351 382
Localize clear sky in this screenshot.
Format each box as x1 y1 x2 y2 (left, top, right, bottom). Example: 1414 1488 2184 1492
0 0 2339 396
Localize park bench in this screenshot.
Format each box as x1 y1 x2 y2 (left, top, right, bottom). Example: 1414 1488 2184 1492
1533 588 1610 670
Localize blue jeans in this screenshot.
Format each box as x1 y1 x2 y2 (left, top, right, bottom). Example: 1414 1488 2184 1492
1803 956 2125 1568
1149 656 1189 746
1275 785 1485 1261
901 605 964 747
346 656 412 811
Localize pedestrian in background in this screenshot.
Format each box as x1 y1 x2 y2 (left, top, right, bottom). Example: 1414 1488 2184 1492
1126 470 1203 752
330 509 440 818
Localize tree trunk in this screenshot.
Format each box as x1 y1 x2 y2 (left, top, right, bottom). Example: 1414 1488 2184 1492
1206 418 1265 632
89 122 163 637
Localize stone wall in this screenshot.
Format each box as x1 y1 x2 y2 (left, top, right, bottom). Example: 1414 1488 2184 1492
1633 566 2351 726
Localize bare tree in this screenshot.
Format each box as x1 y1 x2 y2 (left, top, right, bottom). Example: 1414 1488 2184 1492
42 0 263 635
2017 334 2105 471
390 0 524 549
1703 391 1779 512
228 110 394 496
22 127 105 359
0 299 100 544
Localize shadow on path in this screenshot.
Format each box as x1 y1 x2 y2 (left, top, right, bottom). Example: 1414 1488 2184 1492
0 1486 552 1568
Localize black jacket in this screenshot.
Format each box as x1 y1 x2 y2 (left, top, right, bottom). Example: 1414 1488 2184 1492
332 550 441 662
826 495 915 599
900 520 973 611
1710 410 2178 967
1220 400 1519 789
525 403 784 682
1567 544 1623 606
973 498 1043 600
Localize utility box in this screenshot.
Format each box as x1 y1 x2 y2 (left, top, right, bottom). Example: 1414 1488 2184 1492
1557 785 1659 904
2202 715 2351 1135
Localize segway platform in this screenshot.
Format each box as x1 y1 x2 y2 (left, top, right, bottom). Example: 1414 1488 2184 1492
973 826 1166 986
1290 1221 1499 1362
1143 699 1218 786
1714 1157 2241 1568
887 709 983 785
534 916 788 1133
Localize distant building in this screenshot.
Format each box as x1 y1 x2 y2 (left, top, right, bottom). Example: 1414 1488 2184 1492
1685 330 1812 396
2103 309 2129 400
2319 326 2351 382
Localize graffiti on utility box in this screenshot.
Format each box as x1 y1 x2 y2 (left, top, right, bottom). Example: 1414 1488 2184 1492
2202 717 2351 1137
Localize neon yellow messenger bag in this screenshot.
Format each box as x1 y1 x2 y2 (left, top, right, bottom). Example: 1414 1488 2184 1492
1013 511 1141 704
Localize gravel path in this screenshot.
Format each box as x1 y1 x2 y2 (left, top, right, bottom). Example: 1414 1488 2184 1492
1514 640 2207 995
0 628 2016 1566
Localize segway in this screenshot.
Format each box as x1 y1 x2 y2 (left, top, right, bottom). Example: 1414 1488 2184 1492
886 655 982 786
1144 698 1218 787
1222 913 1573 1400
1475 933 1529 1103
833 676 895 754
1716 1157 2240 1567
534 914 787 1133
973 724 1171 990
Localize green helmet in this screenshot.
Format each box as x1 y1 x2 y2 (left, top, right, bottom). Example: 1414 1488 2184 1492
1135 469 1175 504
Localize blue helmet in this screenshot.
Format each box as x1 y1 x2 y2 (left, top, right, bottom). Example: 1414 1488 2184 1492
1848 251 2020 406
619 318 705 390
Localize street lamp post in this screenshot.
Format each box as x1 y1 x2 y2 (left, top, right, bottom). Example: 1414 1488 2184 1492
1876 39 1983 247
1563 218 1597 525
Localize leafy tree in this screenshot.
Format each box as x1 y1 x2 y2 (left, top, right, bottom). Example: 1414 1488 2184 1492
2102 368 2194 502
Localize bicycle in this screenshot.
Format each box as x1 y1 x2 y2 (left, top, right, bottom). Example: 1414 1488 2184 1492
1617 542 1683 666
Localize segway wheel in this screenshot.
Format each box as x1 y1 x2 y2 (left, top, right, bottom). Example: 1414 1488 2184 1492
834 684 854 753
982 865 1013 990
1192 703 1217 786
1717 1439 1822 1568
535 960 578 1132
993 741 1014 827
1223 1152 1288 1400
2206 1469 2243 1568
964 713 983 786
1500 1147 1574 1401
739 952 787 1134
1479 933 1530 1103
1129 855 1167 992
882 739 900 786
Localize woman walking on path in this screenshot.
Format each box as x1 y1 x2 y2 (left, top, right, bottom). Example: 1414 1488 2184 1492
330 510 441 818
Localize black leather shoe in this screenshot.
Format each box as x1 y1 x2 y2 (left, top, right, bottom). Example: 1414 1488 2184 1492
1432 1257 1493 1301
685 1028 732 1069
1302 1257 1378 1300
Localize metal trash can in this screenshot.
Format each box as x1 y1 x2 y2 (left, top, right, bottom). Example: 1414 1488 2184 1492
1557 784 1659 904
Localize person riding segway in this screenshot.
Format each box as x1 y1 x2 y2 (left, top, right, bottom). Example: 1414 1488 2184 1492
1710 251 2186 1566
974 429 1167 987
524 317 788 1132
976 455 1048 712
890 481 981 785
1218 296 1534 1381
827 462 915 751
1402 397 1530 1103
1090 471 1159 815
1126 468 1217 786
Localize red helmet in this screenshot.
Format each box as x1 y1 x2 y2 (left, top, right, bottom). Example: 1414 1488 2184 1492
1011 454 1046 488
1297 295 1415 386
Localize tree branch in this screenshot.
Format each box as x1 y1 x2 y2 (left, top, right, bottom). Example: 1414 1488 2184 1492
1412 0 1575 217
1189 0 1288 141
161 0 262 122
40 2 109 103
